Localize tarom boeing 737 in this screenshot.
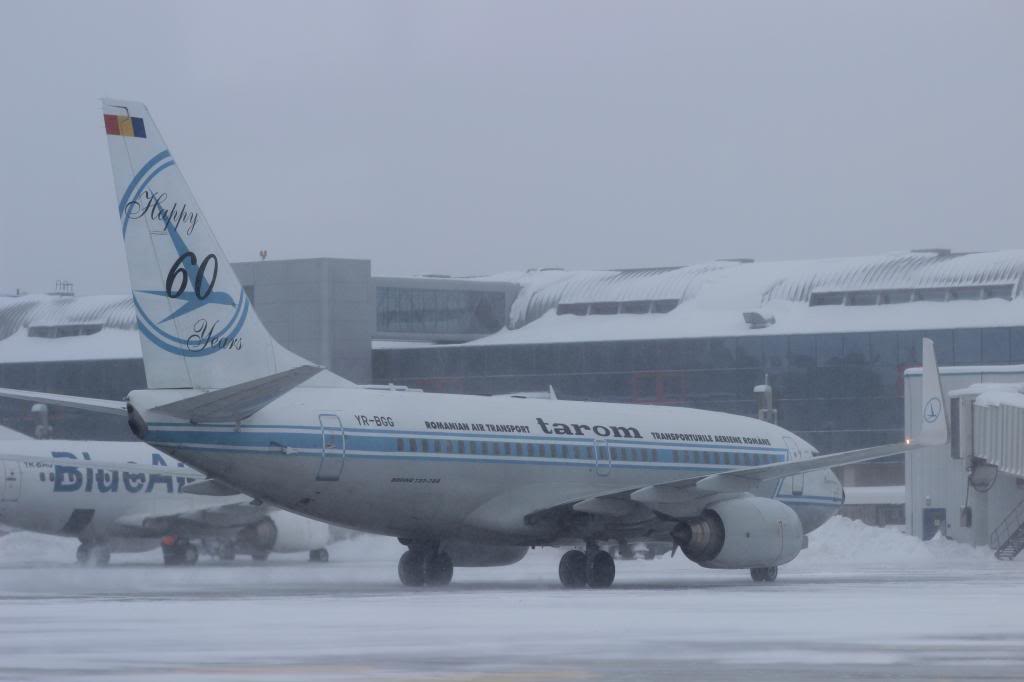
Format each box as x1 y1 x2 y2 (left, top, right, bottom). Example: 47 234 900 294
0 100 949 587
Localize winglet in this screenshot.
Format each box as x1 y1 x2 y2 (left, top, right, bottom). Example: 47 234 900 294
916 337 949 446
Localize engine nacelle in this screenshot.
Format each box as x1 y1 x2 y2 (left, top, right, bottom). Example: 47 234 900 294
443 541 529 567
681 497 803 569
238 511 332 554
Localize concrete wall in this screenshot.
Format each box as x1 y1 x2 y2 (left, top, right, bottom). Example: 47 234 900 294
905 366 1024 546
233 258 374 383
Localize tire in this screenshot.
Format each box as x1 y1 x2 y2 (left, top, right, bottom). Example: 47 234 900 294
309 548 329 563
424 552 453 586
398 549 426 587
586 550 615 588
76 544 90 565
182 544 199 566
558 550 587 588
92 546 111 566
751 566 778 582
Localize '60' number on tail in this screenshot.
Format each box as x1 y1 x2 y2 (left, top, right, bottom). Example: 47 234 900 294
166 252 218 300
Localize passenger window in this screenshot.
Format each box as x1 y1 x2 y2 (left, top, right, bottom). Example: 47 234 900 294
505 442 512 456
516 442 523 456
397 438 405 452
458 440 465 454
527 444 534 457
410 439 418 452
561 445 569 458
469 441 478 455
420 439 429 452
434 440 442 453
446 441 454 454
39 472 46 481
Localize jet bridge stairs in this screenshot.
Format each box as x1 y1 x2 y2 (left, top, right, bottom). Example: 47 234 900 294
991 498 1024 560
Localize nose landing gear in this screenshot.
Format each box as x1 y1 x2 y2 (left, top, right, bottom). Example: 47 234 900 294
750 566 778 582
76 542 111 566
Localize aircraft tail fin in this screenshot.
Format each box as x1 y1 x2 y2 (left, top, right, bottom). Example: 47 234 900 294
916 337 949 446
101 99 312 389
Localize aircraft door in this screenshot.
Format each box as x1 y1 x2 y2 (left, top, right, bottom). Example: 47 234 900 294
782 436 804 496
315 414 346 482
1 460 20 501
592 439 612 476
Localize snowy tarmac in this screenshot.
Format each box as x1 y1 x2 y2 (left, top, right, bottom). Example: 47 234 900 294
1 518 1021 682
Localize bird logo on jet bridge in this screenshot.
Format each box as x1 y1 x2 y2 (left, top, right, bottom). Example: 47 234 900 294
923 397 942 423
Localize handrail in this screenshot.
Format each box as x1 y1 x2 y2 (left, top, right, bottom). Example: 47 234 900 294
990 497 1024 550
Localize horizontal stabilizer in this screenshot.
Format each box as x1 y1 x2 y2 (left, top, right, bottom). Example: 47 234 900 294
0 387 125 416
151 365 322 423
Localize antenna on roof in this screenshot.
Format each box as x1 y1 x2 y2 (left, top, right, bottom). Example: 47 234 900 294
50 280 74 297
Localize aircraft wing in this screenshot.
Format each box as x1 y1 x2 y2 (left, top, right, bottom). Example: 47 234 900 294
114 499 268 534
0 387 126 416
546 338 949 522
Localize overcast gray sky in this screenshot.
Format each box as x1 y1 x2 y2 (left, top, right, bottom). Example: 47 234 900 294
1 1 1022 294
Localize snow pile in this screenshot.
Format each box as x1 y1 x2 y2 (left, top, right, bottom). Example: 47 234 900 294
797 515 994 567
0 531 80 566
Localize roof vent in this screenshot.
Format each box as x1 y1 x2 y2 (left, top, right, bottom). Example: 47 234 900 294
743 311 775 329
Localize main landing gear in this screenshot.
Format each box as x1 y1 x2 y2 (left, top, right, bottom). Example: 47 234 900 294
559 546 616 589
76 542 111 566
161 536 199 566
750 566 778 582
309 548 330 563
398 546 454 587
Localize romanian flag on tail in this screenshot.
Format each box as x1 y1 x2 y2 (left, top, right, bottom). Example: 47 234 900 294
103 114 146 139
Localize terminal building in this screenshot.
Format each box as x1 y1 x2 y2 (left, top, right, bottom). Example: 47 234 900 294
5 248 1024 512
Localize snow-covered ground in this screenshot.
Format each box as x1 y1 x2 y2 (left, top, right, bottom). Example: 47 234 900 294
0 518 1020 681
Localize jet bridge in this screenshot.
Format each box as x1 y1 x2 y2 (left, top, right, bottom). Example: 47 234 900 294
905 367 1024 558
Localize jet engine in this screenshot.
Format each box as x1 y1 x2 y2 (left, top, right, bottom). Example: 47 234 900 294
677 497 803 569
443 541 529 567
237 510 332 554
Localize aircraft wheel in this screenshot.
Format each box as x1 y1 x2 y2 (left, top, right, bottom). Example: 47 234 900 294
558 550 587 588
78 544 111 566
309 548 330 563
586 550 615 589
181 543 199 566
93 546 112 566
751 566 778 582
398 549 427 587
424 552 453 586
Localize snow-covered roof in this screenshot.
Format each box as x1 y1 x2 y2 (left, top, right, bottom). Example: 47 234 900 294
0 293 139 362
474 249 1024 345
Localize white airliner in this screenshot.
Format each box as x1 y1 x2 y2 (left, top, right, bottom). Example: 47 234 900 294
0 425 339 565
0 100 949 587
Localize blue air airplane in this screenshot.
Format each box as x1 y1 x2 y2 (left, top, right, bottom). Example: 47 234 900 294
0 101 949 587
0 426 339 565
